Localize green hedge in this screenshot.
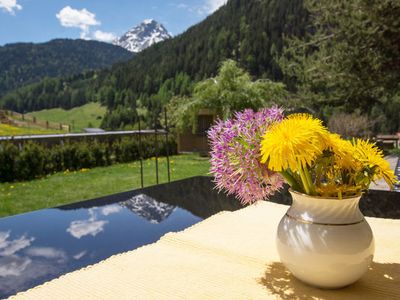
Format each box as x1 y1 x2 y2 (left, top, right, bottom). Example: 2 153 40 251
0 137 177 182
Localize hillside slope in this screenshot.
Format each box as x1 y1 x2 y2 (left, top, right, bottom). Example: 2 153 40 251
0 39 133 96
28 102 106 132
104 0 307 95
1 0 308 119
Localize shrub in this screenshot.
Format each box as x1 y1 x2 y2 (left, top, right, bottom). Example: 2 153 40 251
92 142 107 167
159 139 178 156
328 112 374 138
45 145 63 173
118 138 140 163
112 140 123 163
75 143 95 169
0 135 177 182
62 143 79 171
15 142 46 180
0 143 19 182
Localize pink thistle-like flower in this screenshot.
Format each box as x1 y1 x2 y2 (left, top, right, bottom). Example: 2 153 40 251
208 107 284 205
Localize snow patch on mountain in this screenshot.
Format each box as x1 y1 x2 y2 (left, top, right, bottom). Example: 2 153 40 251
114 19 171 53
120 194 176 224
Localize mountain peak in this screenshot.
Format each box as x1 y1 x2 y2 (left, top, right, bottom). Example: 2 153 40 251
143 19 154 25
114 19 171 53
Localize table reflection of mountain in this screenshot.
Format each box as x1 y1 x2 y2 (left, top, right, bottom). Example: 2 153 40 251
57 177 243 219
119 194 176 224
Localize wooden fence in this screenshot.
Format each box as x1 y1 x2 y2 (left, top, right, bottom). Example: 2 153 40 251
0 130 166 146
0 110 71 132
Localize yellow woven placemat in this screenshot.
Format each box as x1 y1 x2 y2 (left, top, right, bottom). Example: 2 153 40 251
9 202 400 299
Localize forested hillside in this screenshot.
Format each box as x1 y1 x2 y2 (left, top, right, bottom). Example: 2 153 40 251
0 39 133 97
105 0 307 95
279 0 400 133
0 0 308 124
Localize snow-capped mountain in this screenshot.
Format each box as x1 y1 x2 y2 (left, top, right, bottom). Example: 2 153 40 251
114 19 171 53
119 194 176 224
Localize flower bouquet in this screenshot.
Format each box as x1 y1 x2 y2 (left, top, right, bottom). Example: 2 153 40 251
208 110 397 288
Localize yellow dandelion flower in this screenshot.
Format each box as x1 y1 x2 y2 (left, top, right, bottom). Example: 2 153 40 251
352 139 397 188
260 114 329 172
326 134 359 171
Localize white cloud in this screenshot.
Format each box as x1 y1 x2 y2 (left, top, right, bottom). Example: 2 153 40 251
0 231 34 256
73 250 87 260
101 205 122 216
67 208 109 239
56 6 100 39
93 30 117 43
0 0 22 15
177 0 226 16
25 247 67 262
67 218 108 239
204 0 227 13
0 256 31 277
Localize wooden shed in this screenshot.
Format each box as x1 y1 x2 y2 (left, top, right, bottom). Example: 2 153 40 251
177 109 216 153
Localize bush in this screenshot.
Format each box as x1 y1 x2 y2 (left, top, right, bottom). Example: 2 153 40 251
117 138 140 163
75 143 95 169
62 143 79 171
0 135 177 182
45 145 64 173
0 143 19 182
92 142 108 167
15 142 46 180
328 112 374 138
159 138 178 156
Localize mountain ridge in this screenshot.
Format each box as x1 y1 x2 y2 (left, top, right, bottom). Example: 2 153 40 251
0 38 133 97
114 19 172 53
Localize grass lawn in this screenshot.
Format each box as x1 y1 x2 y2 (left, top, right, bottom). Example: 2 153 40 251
27 102 107 132
0 124 59 136
0 153 210 218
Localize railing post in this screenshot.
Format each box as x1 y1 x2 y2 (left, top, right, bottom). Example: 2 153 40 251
154 113 159 185
164 108 171 183
138 118 144 188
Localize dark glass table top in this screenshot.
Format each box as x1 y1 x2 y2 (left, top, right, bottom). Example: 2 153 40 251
0 176 399 299
0 176 241 299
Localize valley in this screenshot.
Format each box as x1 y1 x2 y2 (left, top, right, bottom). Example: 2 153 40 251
27 102 106 132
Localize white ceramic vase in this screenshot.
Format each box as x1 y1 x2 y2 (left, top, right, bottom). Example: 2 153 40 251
276 190 375 289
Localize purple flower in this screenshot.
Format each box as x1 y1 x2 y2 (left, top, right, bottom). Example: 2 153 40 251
208 107 284 205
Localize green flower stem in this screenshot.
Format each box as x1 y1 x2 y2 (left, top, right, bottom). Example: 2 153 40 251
281 170 304 193
297 162 311 195
303 165 316 195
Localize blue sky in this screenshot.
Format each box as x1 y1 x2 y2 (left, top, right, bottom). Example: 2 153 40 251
0 0 227 45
